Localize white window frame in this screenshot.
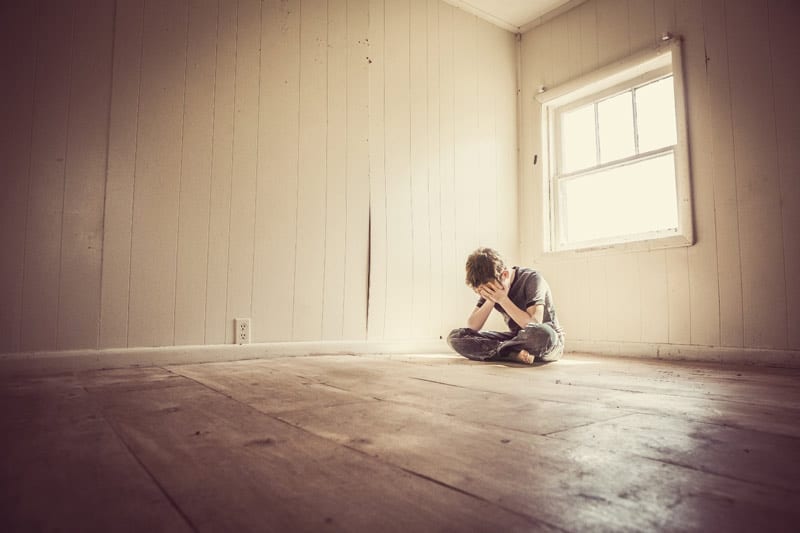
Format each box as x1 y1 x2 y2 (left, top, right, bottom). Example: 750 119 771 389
536 38 693 254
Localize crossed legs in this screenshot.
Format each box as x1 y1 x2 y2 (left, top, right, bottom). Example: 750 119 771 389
447 322 564 364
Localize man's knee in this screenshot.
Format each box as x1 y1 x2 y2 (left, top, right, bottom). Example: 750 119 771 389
520 323 559 355
522 322 557 342
447 327 474 347
540 342 564 362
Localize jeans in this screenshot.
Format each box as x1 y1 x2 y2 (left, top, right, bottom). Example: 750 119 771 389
447 322 564 363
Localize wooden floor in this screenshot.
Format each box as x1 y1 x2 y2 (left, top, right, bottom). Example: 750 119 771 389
2 352 800 532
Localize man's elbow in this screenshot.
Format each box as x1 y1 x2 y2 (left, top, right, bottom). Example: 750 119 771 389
526 315 543 326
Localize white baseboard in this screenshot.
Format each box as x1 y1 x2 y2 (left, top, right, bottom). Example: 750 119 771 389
566 340 800 368
4 338 799 376
0 339 451 377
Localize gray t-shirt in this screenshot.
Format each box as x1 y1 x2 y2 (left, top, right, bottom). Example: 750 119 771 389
476 267 561 334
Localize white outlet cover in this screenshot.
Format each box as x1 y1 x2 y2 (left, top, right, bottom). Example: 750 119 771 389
234 318 251 345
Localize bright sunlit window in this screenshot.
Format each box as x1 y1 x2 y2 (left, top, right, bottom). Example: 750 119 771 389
537 39 693 252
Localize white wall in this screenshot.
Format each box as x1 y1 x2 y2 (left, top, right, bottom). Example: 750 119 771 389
0 0 518 353
519 0 800 354
368 0 519 340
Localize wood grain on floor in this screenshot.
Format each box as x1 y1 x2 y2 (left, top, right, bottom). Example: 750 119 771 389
2 353 799 532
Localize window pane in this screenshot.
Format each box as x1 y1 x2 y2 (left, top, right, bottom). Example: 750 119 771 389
559 152 678 244
636 77 677 152
561 104 597 173
597 91 635 164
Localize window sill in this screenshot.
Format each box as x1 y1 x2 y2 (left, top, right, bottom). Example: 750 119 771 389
541 232 693 259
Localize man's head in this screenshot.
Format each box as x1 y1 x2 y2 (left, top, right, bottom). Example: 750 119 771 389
465 248 508 290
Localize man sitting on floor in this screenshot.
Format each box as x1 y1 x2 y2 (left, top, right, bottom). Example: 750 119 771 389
447 247 564 365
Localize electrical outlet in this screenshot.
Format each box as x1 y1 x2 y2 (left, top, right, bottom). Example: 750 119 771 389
234 318 251 345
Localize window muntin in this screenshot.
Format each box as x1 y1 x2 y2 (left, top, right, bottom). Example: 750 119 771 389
538 40 692 253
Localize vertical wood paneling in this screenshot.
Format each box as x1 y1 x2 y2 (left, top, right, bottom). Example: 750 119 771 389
100 0 144 349
410 0 432 337
544 260 571 337
21 1 74 352
0 1 36 353
565 259 591 340
769 0 800 349
174 0 218 346
57 0 114 350
702 0 743 348
727 0 787 349
127 0 187 347
382 0 413 339
494 26 517 267
653 0 676 37
367 0 387 339
522 0 798 357
293 0 328 340
677 0 720 347
496 27 518 259
322 1 348 340
437 2 459 334
549 12 570 86
476 20 498 249
596 0 628 65
565 7 581 80
666 247 691 344
452 9 480 317
578 0 598 75
254 0 300 342
587 256 609 341
536 20 554 88
605 254 641 342
342 0 370 340
4 0 524 353
426 0 443 337
638 251 668 343
628 0 655 51
205 0 237 345
225 0 260 342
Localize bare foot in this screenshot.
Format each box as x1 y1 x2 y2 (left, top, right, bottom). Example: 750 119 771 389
509 349 535 365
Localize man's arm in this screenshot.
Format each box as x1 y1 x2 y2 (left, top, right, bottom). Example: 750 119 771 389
480 281 543 329
526 303 544 324
498 300 541 329
466 298 494 331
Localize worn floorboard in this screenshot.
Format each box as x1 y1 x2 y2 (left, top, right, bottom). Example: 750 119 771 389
2 352 800 531
0 375 191 532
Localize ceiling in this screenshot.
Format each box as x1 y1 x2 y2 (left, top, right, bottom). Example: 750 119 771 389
441 0 587 33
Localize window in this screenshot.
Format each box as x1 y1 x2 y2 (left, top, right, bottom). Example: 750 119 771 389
537 39 693 253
